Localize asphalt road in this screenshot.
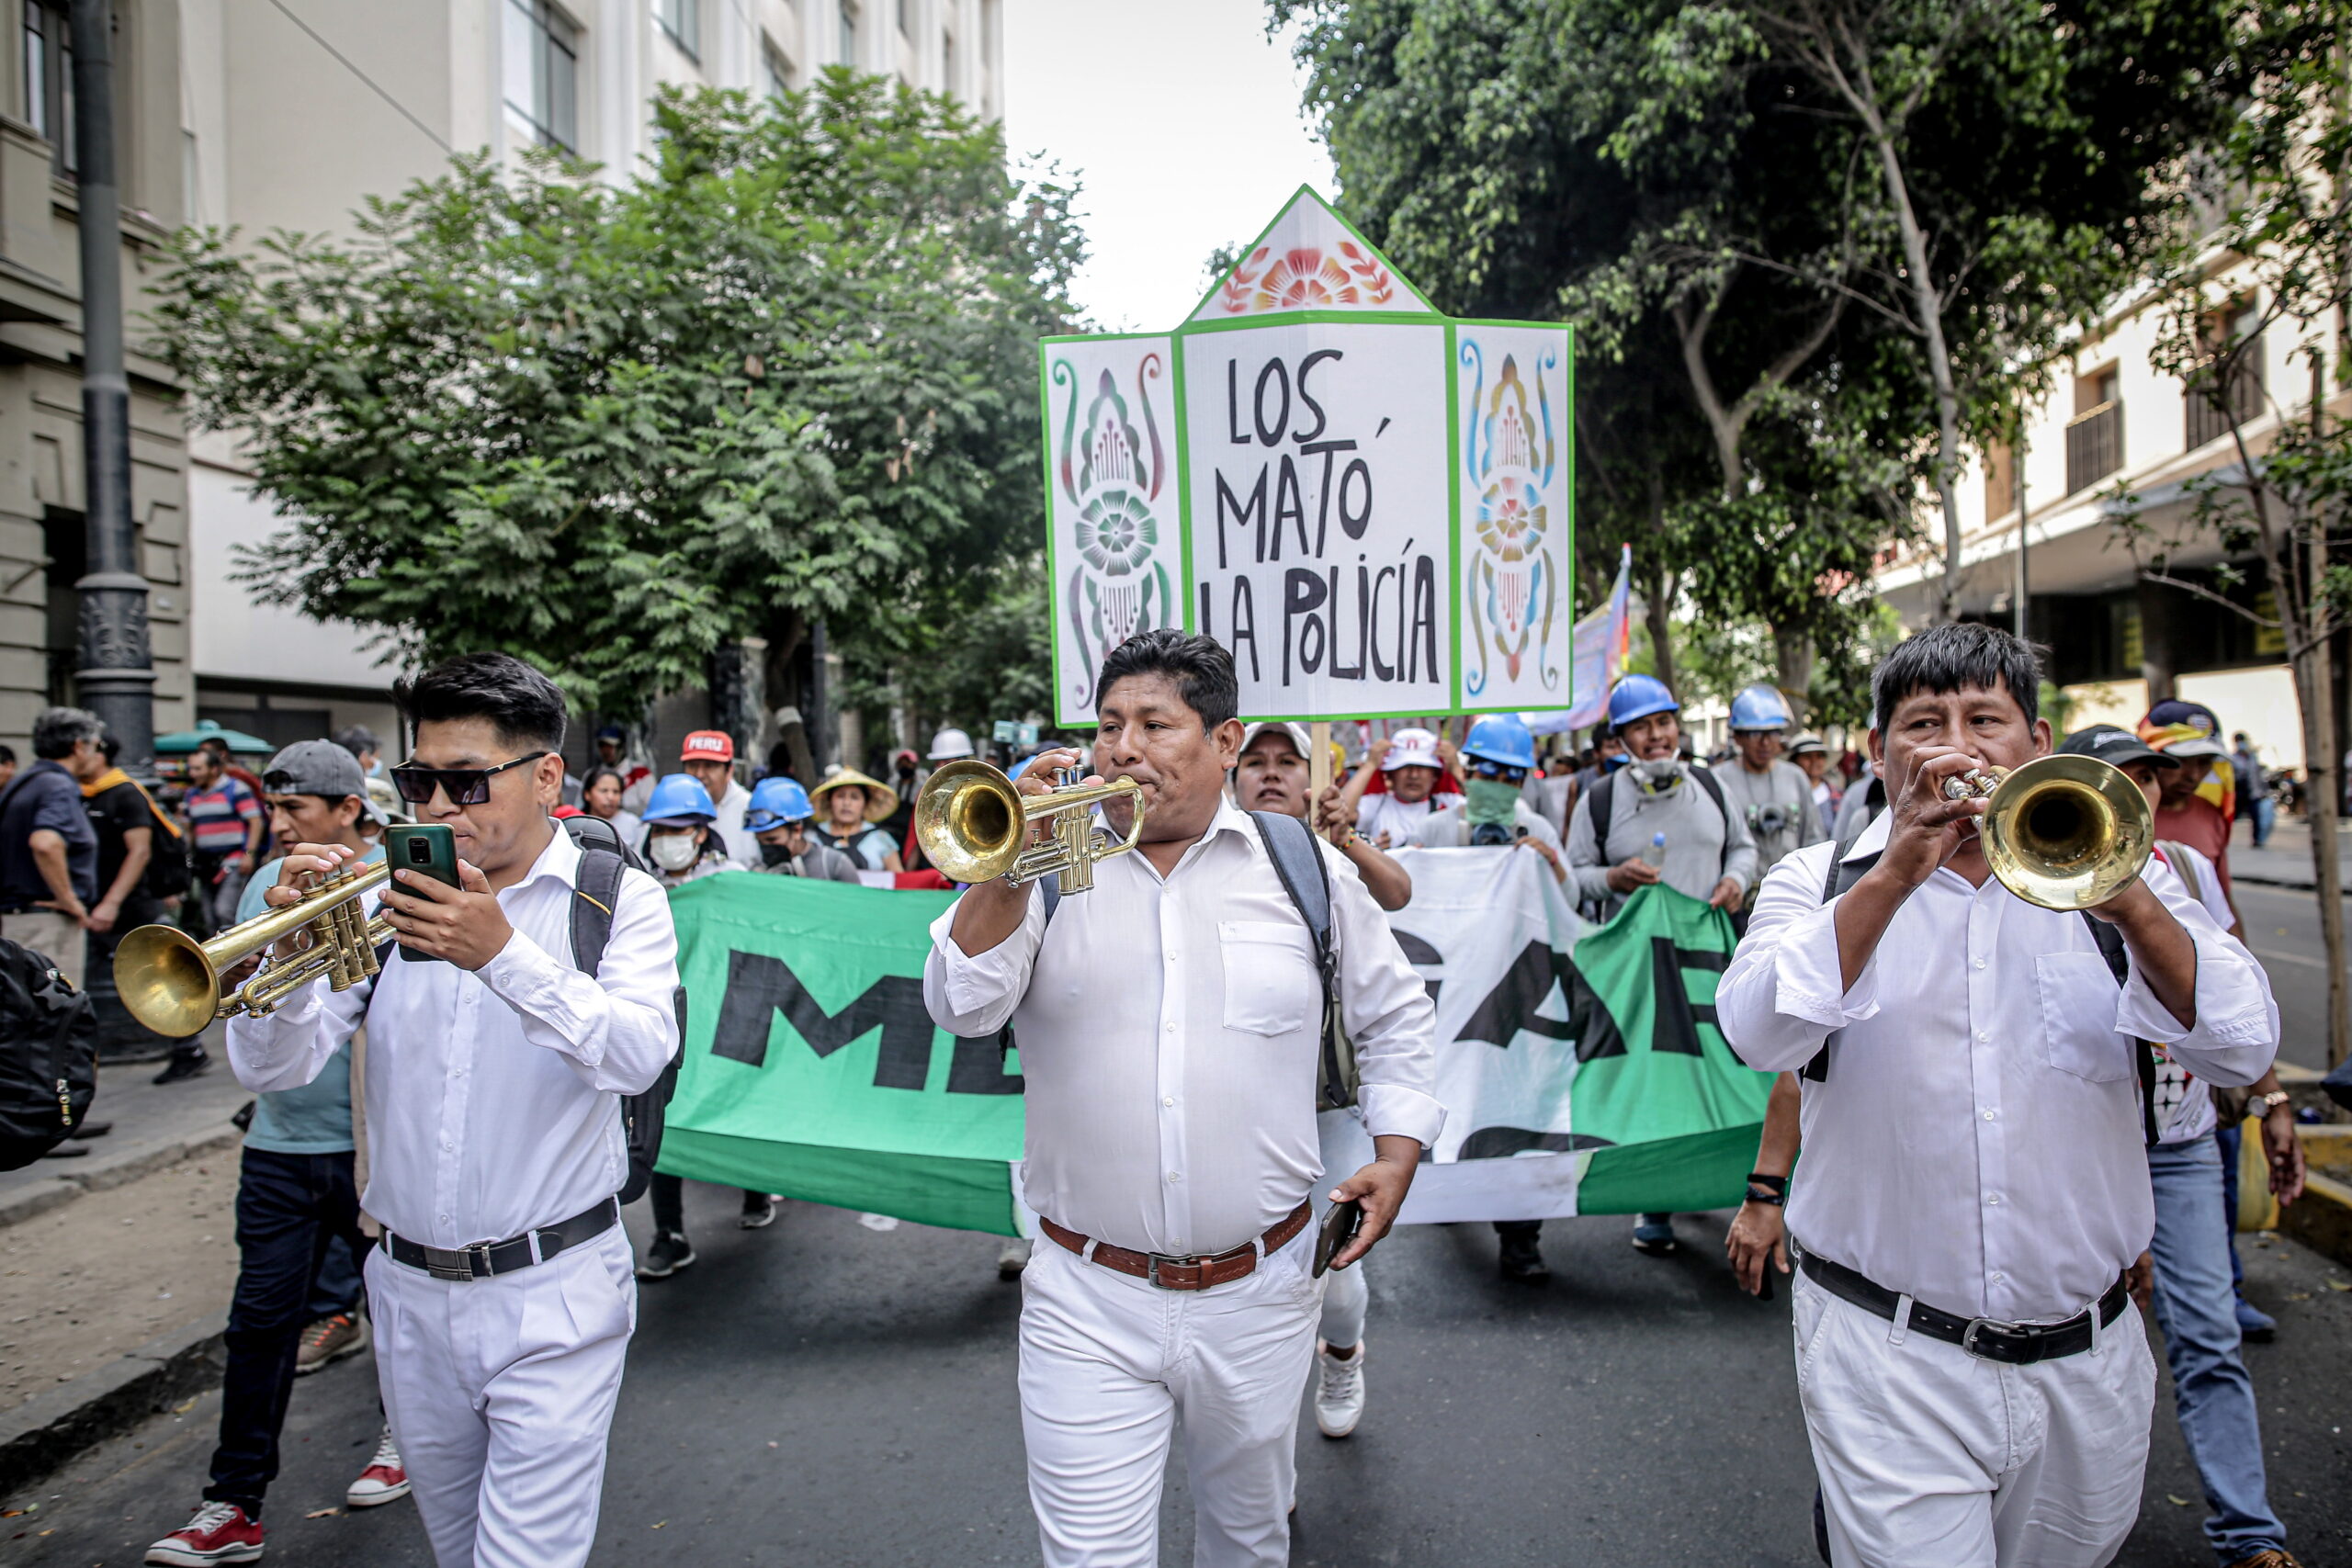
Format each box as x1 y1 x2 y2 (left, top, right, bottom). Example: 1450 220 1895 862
11 1184 2350 1567
2236 879 2352 1075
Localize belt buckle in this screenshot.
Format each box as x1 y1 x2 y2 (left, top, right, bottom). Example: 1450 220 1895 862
1144 1252 1200 1290
421 1241 493 1282
1960 1316 2030 1359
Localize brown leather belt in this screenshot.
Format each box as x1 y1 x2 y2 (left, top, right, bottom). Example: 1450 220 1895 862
1041 1200 1313 1292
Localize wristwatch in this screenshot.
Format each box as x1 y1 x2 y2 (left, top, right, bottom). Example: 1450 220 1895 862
2250 1089 2291 1117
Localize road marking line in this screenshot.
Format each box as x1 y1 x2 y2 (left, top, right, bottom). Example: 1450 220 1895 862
2251 947 2329 970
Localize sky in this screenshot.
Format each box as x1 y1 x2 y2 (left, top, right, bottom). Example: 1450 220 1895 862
1001 1 1337 333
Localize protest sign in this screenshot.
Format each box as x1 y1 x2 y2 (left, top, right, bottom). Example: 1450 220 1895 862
1527 543 1632 736
658 855 1767 1237
656 874 1024 1236
1042 187 1573 726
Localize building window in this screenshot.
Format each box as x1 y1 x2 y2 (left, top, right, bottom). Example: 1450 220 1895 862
504 0 580 152
764 37 795 97
2186 298 2264 451
2065 365 2122 494
656 0 699 61
839 0 858 64
23 1 75 175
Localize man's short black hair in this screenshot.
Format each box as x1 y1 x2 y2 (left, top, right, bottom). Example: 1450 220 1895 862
0 744 15 765
397 653 568 753
1872 622 2042 734
31 706 102 761
1094 630 1239 731
334 725 381 759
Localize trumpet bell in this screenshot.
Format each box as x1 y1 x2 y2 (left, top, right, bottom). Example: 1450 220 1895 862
1980 753 2154 911
114 923 222 1041
918 759 1027 884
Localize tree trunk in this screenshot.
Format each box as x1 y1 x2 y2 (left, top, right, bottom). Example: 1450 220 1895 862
2290 634 2349 1068
1772 625 1815 724
1644 560 1680 700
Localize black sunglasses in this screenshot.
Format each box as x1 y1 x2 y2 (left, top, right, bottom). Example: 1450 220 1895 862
389 751 549 807
1465 758 1529 784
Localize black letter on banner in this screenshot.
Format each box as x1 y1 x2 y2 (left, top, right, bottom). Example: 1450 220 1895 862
1283 569 1328 684
1300 439 1356 556
1227 360 1249 446
1408 556 1440 682
710 949 938 1090
1294 348 1341 442
947 1035 1024 1094
1647 939 1725 1056
1368 566 1396 680
1253 359 1290 446
1328 567 1364 679
1272 456 1307 561
1338 458 1374 541
1456 942 1574 1048
1215 468 1267 570
1229 577 1261 681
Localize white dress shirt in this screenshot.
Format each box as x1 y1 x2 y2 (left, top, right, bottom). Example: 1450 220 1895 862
923 796 1441 1258
228 826 682 1247
1718 809 2278 1323
712 780 759 866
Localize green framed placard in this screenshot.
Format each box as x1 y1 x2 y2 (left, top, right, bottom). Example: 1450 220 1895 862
1040 187 1574 726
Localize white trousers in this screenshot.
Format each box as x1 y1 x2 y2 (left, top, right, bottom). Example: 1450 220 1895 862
1019 1228 1322 1568
364 1228 637 1568
1793 1270 2155 1568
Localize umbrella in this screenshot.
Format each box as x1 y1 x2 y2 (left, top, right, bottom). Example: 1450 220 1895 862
153 719 273 756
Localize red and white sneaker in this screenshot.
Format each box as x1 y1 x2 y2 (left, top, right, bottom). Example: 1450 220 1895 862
345 1426 411 1508
144 1501 265 1565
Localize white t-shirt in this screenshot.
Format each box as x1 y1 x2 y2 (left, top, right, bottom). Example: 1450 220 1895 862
1403 798 1564 852
2153 840 2234 1145
1355 792 1437 848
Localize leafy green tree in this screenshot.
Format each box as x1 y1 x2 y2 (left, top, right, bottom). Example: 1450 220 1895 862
151 74 1081 716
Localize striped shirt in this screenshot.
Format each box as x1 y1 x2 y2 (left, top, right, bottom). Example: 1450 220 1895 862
184 776 261 855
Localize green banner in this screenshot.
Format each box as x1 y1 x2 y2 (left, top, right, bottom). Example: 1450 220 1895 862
657 874 1025 1236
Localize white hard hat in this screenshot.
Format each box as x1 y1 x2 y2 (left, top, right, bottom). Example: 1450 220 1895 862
1238 721 1313 761
1384 728 1442 771
927 727 976 761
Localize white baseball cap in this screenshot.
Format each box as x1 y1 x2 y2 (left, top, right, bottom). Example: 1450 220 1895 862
1238 721 1313 761
927 727 976 761
1383 728 1442 771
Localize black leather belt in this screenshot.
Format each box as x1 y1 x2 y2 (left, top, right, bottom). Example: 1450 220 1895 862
1794 1240 2130 1365
381 1197 619 1282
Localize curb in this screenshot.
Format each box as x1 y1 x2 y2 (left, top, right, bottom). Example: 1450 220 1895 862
2282 1126 2352 1270
0 1313 227 1501
0 1126 242 1230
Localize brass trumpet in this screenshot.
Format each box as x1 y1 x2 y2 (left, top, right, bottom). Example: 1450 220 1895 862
1939 753 2154 910
915 759 1145 893
113 861 394 1040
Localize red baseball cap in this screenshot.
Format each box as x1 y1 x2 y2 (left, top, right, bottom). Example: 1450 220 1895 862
680 730 735 763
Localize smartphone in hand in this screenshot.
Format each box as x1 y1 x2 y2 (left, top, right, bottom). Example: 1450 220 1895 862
1313 1199 1363 1278
383 824 459 964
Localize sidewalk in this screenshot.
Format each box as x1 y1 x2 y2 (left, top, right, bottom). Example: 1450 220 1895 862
2228 815 2335 890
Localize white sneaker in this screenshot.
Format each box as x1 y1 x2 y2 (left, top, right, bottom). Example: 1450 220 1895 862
997 1236 1033 1279
345 1427 411 1508
1315 1337 1366 1438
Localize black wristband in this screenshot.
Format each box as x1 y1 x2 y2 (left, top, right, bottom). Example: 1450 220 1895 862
1745 1185 1786 1207
1746 1171 1789 1195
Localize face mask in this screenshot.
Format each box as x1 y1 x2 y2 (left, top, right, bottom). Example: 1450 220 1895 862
650 833 699 872
1629 757 1684 797
760 841 796 869
1464 778 1520 829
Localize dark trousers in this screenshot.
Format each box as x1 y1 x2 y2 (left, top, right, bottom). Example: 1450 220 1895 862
206 1147 368 1517
648 1170 759 1234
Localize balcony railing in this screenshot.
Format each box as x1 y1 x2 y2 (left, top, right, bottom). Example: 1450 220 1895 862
2065 400 2123 494
2185 354 2264 450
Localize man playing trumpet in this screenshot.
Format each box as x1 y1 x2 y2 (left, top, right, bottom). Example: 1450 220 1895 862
1719 624 2278 1568
922 629 1439 1568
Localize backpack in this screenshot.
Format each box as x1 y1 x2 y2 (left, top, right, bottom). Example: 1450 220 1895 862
0 936 97 1170
557 816 680 1205
133 782 192 904
1578 763 1734 920
994 811 1355 1111
1806 815 2156 1144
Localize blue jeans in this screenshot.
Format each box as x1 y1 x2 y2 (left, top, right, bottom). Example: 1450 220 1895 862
2252 796 2276 847
2147 1135 2287 1564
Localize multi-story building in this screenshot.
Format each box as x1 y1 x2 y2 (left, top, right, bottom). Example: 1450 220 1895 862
177 0 1002 756
1871 264 2337 773
0 0 195 752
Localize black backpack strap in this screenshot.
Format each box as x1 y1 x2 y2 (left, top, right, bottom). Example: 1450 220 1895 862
570 844 627 976
1247 811 1349 1109
2077 913 2159 1145
1690 764 1731 874
1803 818 1883 1085
1584 769 1617 852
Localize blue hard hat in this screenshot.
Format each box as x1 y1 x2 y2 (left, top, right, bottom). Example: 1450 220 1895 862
1728 683 1794 732
743 776 813 831
642 773 717 826
1462 714 1537 770
1605 673 1680 733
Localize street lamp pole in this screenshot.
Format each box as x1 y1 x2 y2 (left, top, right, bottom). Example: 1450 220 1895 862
68 0 154 775
2014 431 2030 642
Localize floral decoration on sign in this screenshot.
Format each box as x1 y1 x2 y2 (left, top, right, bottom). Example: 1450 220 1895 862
1216 243 1396 315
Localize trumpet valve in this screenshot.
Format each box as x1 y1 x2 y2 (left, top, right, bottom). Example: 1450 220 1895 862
1941 767 2006 801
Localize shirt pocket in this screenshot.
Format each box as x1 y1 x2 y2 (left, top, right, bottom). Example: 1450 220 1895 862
1218 920 1319 1037
2035 951 2132 1082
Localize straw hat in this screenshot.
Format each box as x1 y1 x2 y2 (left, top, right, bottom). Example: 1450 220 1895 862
809 768 899 823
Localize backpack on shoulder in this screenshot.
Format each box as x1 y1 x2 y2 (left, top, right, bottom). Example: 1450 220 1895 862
557 817 679 1205
0 937 97 1171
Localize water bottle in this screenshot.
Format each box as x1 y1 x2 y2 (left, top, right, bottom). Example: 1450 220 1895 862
1642 830 1667 871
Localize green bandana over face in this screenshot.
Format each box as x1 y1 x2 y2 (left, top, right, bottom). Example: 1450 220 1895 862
1465 778 1520 829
